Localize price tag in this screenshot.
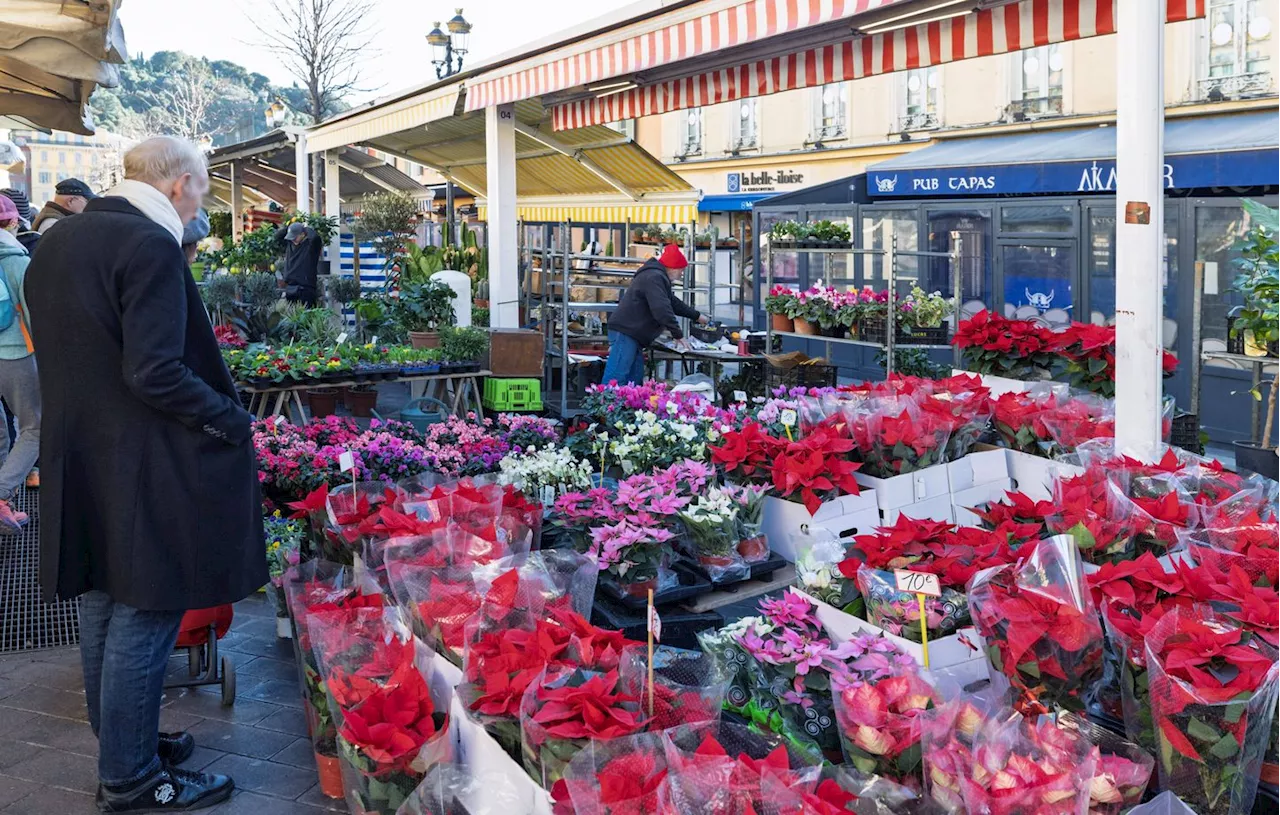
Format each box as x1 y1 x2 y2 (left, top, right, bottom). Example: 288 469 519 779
336 332 348 344
372 335 379 346
780 409 798 428
734 390 747 403
541 485 555 507
648 605 662 643
894 569 942 597
338 451 356 473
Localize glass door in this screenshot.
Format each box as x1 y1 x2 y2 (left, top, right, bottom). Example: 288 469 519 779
996 239 1077 329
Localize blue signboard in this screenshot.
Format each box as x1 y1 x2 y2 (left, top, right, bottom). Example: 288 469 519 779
867 149 1277 197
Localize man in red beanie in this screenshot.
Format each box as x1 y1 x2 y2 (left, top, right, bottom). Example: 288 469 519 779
602 243 708 385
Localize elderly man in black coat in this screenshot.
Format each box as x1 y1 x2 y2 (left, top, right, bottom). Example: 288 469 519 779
26 136 264 812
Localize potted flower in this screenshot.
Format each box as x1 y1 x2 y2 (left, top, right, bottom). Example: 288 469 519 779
1228 200 1279 479
264 513 303 638
768 220 810 249
764 285 799 332
397 280 457 349
440 325 490 372
952 309 1059 381
678 488 746 582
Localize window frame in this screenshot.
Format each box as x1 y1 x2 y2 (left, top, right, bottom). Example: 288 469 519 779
731 98 759 152
898 67 941 132
1198 0 1273 98
811 83 848 142
1007 44 1065 119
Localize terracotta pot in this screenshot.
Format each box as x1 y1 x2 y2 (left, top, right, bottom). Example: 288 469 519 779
313 752 344 799
792 318 816 336
621 577 658 599
698 554 738 570
346 387 378 418
473 298 490 308
409 330 441 350
770 313 794 332
1262 762 1279 786
306 387 340 418
737 535 769 562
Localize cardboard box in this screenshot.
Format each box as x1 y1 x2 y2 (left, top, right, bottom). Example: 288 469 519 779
946 449 1011 493
762 493 881 561
451 697 553 815
952 479 1016 527
1006 449 1084 501
881 494 955 525
796 589 990 685
853 463 951 510
484 329 545 377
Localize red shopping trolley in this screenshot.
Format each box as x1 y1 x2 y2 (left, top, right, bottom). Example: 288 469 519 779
163 605 236 706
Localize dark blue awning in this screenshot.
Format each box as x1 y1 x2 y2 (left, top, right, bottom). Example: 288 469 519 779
698 192 776 211
867 111 1278 197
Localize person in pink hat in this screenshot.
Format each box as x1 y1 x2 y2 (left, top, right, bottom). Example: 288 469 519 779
601 242 709 385
0 193 39 532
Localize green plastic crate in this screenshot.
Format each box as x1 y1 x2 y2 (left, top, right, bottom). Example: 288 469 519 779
483 377 543 412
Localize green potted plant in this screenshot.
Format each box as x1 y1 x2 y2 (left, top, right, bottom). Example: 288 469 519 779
396 280 457 349
440 325 490 372
764 285 798 332
1230 200 1279 479
352 192 421 286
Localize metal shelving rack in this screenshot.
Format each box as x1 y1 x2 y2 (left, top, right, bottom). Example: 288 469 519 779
522 219 748 418
761 233 963 378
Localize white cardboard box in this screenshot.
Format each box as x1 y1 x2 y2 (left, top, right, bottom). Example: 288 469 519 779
854 463 951 510
762 493 882 561
951 479 1016 527
950 370 1070 399
1005 449 1085 501
452 697 554 815
881 494 955 525
796 589 990 686
946 449 1011 493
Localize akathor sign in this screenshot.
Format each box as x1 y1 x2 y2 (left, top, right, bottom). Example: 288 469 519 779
868 149 1277 197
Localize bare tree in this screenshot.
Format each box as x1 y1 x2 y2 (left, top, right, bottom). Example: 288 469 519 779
149 62 225 142
260 0 377 210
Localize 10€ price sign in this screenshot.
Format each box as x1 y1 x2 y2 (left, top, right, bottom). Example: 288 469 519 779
894 569 942 597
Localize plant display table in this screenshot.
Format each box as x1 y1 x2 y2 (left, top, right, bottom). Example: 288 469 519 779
240 370 491 421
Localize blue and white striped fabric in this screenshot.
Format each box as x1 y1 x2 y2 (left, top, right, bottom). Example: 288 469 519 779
325 236 391 328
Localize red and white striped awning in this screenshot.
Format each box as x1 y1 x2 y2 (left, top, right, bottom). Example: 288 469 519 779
464 0 910 113
551 0 1205 130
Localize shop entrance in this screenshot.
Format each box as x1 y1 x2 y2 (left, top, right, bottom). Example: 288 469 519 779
996 239 1078 329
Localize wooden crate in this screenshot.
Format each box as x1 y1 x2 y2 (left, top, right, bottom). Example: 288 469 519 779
484 329 544 377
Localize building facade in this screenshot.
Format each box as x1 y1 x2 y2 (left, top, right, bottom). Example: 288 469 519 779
8 129 128 208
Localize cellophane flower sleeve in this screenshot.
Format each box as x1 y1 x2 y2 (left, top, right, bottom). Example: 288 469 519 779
1122 473 1200 555
519 665 644 789
326 482 395 565
967 537 1104 714
618 644 729 731
660 719 822 815
471 550 598 622
958 713 1097 815
394 764 523 815
831 666 938 790
1118 791 1200 815
856 564 970 644
384 530 475 664
556 730 671 815
763 765 926 815
1053 711 1153 815
792 528 862 615
920 692 1001 813
696 620 759 716
853 398 952 478
1175 522 1279 586
1144 606 1279 815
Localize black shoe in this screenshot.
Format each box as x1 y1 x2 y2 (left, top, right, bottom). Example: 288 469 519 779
97 766 234 813
157 732 195 766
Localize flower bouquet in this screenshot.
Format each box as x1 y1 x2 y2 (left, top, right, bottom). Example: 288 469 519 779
679 488 749 583
619 645 728 732
848 400 952 479
1145 607 1279 815
325 482 395 565
959 713 1097 815
952 309 1058 381
554 731 672 815
520 666 646 788
831 654 937 788
793 532 861 615
1054 711 1153 815
968 538 1104 714
1053 322 1178 398
1045 473 1140 566
384 535 479 664
920 694 997 812
725 483 770 562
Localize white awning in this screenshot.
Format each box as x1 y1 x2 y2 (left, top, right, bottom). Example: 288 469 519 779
0 0 128 134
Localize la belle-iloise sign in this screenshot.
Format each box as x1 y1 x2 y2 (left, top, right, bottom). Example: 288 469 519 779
868 150 1277 197
727 169 805 193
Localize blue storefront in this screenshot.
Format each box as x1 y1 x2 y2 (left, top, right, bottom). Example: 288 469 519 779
752 110 1278 444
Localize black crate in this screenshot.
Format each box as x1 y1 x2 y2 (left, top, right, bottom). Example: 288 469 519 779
1255 782 1277 815
765 362 837 393
591 597 723 650
1170 411 1203 455
691 324 727 343
858 319 949 347
687 550 789 586
597 561 712 610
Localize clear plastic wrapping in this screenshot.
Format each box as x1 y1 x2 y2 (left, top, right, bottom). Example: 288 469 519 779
395 764 524 815
618 644 729 731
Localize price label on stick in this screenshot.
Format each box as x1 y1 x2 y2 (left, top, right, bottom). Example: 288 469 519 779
648 604 662 643
336 332 348 345
780 409 797 428
734 390 747 403
894 569 942 597
338 451 356 473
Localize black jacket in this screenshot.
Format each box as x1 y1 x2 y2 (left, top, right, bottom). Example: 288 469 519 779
27 197 266 610
274 225 323 300
608 259 701 346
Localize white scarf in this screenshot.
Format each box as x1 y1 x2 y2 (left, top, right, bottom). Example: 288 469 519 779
104 179 183 243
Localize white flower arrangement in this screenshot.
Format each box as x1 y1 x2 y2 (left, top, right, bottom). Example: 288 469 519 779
607 413 715 473
497 445 593 503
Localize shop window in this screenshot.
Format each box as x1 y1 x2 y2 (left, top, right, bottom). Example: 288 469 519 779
1001 205 1074 234
731 99 758 152
1087 208 1179 337
677 108 702 158
1007 45 1064 120
1201 0 1273 99
899 68 940 132
1194 203 1275 367
1003 244 1077 321
926 209 993 310
862 209 919 290
758 210 799 282
811 83 847 142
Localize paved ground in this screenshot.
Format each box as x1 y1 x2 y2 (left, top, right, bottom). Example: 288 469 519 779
0 593 344 814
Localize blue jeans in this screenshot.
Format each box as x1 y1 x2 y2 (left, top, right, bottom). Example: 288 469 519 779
600 330 645 385
79 591 185 787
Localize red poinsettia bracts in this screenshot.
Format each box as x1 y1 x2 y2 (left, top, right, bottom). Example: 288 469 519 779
953 309 1059 380
526 670 645 742
1052 322 1178 398
711 421 785 483
338 664 441 776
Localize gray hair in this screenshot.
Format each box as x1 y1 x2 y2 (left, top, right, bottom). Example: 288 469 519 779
123 136 207 184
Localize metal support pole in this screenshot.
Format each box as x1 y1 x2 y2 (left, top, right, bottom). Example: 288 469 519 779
887 234 897 379
324 150 341 278
951 232 963 370
485 104 519 328
294 132 310 213
561 221 571 418
737 221 747 326
229 161 245 242
445 183 455 245
1190 261 1204 419
1113 0 1165 459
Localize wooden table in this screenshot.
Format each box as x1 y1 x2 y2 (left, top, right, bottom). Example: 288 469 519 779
650 346 769 384
240 370 492 422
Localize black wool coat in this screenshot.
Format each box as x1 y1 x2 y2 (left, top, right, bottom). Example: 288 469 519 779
27 197 266 611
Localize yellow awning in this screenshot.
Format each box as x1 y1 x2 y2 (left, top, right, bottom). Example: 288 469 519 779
307 83 463 154
478 201 698 225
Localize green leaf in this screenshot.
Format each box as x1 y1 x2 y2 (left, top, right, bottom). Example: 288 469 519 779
1088 356 1109 375
1187 717 1221 743
1223 702 1246 723
896 742 923 774
1209 733 1240 760
1018 660 1042 679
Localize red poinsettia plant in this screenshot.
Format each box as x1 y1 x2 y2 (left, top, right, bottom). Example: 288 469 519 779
1052 322 1178 398
848 405 952 478
1045 470 1140 565
1144 607 1279 815
520 666 646 788
662 729 818 815
552 736 670 815
952 309 1059 380
968 538 1104 715
972 490 1055 543
712 418 862 514
991 391 1058 456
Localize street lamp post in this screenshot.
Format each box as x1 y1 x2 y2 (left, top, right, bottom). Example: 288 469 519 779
264 100 286 130
427 9 471 79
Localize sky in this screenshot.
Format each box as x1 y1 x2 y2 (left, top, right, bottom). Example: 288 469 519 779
119 0 637 104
